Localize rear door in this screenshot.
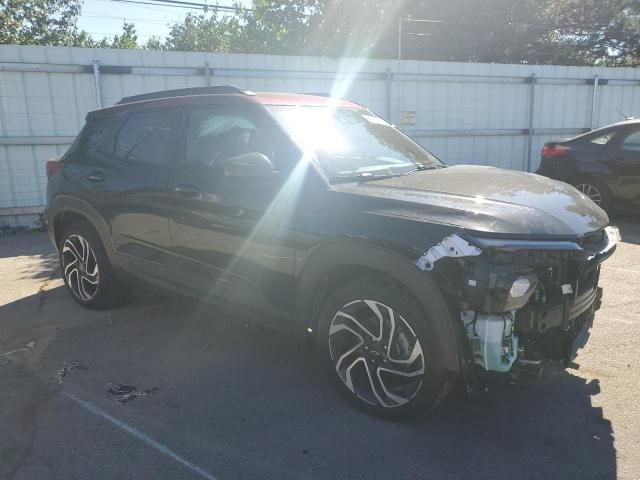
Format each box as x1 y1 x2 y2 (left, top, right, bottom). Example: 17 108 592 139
72 108 179 288
166 104 298 328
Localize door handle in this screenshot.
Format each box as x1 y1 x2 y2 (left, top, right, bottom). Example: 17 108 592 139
87 170 105 182
173 184 201 198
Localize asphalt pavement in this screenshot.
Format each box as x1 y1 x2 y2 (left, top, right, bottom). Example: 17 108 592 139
1 217 639 480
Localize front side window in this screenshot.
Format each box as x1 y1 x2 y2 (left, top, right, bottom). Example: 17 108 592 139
268 105 442 180
115 110 175 165
185 109 262 169
622 130 640 153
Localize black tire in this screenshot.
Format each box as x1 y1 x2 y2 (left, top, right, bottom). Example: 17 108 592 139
316 275 453 419
572 177 612 212
58 221 127 309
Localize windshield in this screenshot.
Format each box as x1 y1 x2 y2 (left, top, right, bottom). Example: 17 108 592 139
268 105 443 180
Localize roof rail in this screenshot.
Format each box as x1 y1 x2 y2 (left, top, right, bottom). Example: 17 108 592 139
117 85 254 105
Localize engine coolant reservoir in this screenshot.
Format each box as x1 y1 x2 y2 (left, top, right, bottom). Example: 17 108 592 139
461 310 518 373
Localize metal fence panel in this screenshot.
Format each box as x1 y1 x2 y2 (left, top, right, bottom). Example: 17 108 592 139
2 44 640 226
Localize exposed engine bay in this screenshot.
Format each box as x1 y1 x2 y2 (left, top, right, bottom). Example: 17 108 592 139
425 226 620 381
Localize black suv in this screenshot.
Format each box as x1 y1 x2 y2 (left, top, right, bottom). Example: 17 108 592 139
46 86 618 417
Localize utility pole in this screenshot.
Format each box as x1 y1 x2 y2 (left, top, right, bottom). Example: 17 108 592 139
398 17 403 60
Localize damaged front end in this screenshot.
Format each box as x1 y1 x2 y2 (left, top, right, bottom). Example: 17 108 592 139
419 227 620 384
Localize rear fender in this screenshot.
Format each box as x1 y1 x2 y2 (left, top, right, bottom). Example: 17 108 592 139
47 195 114 259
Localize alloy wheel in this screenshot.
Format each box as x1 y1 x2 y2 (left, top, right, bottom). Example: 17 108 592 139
328 299 425 408
575 183 603 205
62 234 100 301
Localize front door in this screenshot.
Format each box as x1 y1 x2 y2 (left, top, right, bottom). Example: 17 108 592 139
167 105 298 329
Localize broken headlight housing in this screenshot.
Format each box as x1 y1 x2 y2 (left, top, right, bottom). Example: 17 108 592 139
462 262 538 313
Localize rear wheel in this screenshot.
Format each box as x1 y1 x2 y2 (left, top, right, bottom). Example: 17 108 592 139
59 222 127 309
317 276 452 418
573 178 612 211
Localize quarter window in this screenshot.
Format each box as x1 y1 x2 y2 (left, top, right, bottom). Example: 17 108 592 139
622 130 640 152
115 110 175 165
589 132 615 145
72 116 121 164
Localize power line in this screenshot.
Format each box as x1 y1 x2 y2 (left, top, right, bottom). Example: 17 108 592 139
82 11 177 24
109 0 248 12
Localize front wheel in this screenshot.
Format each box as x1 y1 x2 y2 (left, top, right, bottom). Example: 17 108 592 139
59 222 127 309
316 276 452 418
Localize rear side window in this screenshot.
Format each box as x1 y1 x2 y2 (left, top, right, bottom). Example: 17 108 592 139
622 130 640 152
115 110 175 165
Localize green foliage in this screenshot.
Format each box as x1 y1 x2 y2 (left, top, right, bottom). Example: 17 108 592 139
164 11 240 52
3 0 640 65
110 22 138 49
0 0 82 45
545 0 640 65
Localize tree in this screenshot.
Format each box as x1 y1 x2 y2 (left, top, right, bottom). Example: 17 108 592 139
0 0 81 45
545 0 640 65
110 22 138 49
163 2 317 54
145 35 164 50
239 0 319 54
164 11 240 52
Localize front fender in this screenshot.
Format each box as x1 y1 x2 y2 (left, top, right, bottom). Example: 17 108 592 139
294 240 462 374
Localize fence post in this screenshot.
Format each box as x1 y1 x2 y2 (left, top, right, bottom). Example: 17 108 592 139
526 73 536 172
92 59 103 109
204 61 211 86
589 75 599 130
385 67 392 120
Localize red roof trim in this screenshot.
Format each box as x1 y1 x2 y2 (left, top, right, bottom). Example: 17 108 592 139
252 92 360 108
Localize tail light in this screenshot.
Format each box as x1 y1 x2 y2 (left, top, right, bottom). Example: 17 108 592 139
46 159 62 178
541 144 569 158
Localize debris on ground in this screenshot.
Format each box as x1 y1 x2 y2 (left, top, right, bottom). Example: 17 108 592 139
54 361 88 384
108 383 159 404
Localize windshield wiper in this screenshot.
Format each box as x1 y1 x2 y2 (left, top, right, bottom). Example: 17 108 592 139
402 164 442 174
329 173 400 183
330 164 443 183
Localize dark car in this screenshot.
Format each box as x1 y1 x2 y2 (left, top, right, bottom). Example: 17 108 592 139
46 86 619 418
537 120 640 212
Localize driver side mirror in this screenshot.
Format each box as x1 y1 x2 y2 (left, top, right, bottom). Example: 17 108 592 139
222 152 275 178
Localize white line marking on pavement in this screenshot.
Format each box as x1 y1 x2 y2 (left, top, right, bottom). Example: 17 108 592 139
63 391 217 480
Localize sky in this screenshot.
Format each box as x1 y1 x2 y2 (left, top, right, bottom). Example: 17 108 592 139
76 0 248 43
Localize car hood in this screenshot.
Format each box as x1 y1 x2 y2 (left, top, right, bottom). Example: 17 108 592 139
332 165 608 237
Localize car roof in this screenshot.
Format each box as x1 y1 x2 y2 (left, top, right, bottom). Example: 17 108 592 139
90 86 360 118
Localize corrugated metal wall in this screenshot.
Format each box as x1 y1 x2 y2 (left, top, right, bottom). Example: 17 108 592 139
3 44 640 226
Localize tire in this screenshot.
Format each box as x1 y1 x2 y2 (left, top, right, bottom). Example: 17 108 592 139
58 221 127 309
316 275 453 419
572 177 612 212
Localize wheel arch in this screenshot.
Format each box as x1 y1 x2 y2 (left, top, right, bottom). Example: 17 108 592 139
571 174 614 209
48 196 113 255
294 241 462 374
